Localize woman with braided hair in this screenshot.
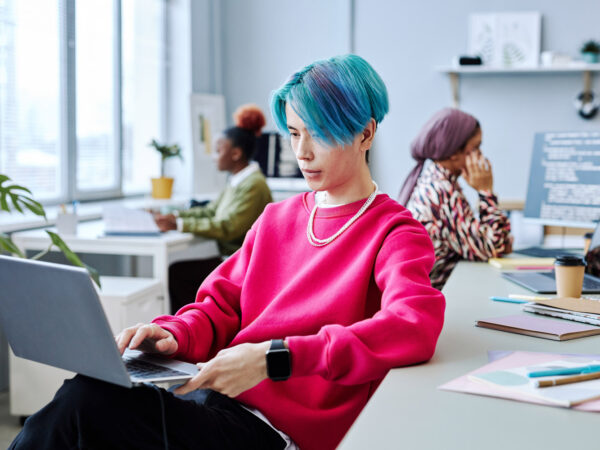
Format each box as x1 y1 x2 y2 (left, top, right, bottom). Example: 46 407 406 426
155 104 273 313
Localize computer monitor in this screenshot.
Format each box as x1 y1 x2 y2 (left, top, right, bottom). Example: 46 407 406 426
254 132 302 179
523 131 600 228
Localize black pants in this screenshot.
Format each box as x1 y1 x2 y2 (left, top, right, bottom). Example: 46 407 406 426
169 258 223 315
10 375 286 450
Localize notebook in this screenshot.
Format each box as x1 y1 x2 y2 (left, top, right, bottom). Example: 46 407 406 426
103 206 161 236
488 257 555 270
522 303 600 327
476 314 600 341
502 221 600 294
469 356 600 407
0 256 198 388
439 350 600 412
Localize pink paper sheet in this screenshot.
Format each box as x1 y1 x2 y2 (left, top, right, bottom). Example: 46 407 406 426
439 350 600 412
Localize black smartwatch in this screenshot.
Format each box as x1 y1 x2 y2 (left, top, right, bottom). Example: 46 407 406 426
266 339 291 381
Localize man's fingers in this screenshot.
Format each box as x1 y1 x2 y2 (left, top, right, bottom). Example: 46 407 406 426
154 337 177 355
129 324 157 349
173 365 210 395
115 324 144 354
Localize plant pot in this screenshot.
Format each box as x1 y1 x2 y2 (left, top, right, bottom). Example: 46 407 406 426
151 177 174 199
582 52 599 64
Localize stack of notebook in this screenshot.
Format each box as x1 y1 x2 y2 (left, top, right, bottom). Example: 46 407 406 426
522 296 600 327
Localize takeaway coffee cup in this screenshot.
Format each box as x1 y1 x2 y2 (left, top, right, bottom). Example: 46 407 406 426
554 255 587 298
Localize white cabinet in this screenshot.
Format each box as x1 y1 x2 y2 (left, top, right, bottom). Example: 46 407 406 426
97 277 164 334
9 276 164 417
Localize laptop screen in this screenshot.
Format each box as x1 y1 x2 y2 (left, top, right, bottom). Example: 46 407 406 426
585 222 600 277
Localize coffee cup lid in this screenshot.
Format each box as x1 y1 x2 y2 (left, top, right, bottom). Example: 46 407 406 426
554 254 587 266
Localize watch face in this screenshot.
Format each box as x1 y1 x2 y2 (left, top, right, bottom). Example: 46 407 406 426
267 349 290 380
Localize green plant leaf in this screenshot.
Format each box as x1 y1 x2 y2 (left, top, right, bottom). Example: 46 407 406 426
9 193 24 213
45 231 101 288
7 184 33 195
0 174 46 217
0 191 8 212
0 233 26 258
0 173 100 288
20 198 46 218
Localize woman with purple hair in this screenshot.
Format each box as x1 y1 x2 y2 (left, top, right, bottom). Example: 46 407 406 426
398 108 513 290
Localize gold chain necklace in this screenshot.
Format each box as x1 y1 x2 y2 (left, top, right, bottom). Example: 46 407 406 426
306 182 378 247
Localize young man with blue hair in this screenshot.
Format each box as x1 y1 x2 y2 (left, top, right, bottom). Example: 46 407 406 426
11 54 445 450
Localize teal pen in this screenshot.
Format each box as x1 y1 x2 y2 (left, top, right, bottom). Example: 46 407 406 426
528 364 600 378
489 296 528 304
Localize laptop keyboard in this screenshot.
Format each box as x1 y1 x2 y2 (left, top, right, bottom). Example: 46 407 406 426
124 357 189 379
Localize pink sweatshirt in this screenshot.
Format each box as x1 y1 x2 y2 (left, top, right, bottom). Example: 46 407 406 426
153 192 445 450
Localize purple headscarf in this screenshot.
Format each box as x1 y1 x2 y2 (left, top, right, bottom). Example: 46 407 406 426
397 108 478 206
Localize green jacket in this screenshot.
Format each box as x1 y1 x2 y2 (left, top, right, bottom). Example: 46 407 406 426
178 170 272 256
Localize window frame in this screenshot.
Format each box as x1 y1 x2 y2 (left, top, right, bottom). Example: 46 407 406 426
70 0 123 201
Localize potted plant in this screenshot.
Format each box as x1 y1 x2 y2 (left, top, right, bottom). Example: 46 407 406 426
0 174 100 287
581 40 600 64
148 139 182 199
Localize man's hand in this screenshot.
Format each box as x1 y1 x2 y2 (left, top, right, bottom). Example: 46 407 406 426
115 323 178 356
462 152 494 193
154 214 177 232
174 342 271 397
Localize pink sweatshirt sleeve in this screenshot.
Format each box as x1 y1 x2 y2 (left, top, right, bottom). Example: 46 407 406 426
151 229 256 362
287 222 446 385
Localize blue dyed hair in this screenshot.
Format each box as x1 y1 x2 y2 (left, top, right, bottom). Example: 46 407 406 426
270 54 389 147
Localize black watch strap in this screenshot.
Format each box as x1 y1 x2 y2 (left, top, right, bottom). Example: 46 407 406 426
270 339 286 351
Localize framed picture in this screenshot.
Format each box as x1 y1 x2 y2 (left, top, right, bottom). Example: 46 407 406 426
189 93 226 157
189 94 226 193
469 12 542 68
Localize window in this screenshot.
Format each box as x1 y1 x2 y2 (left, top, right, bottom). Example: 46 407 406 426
0 0 62 201
0 0 165 203
122 0 164 194
75 0 117 193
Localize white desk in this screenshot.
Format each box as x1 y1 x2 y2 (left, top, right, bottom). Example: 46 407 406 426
10 220 219 314
339 262 600 450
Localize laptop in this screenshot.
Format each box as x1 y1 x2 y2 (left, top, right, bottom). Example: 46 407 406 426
512 246 580 259
0 256 198 388
502 222 600 294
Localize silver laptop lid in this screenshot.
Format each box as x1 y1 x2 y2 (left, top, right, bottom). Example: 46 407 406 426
0 256 132 388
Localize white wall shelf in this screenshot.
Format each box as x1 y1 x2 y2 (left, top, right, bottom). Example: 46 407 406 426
436 64 600 107
436 64 600 74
